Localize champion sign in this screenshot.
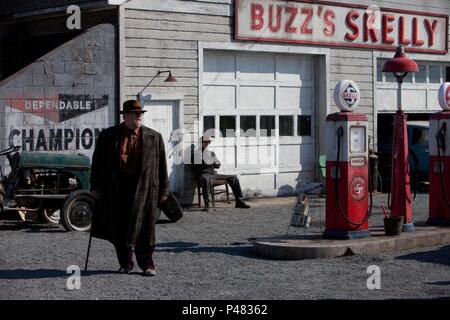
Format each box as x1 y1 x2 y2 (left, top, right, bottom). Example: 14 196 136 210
334 80 361 112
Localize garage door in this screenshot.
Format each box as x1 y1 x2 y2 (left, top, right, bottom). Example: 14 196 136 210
201 50 316 197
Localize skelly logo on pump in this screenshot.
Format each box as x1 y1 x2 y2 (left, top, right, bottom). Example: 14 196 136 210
446 86 450 108
350 176 367 201
438 82 450 111
341 84 360 109
334 80 361 112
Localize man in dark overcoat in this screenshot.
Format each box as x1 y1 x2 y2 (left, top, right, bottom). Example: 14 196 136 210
90 99 169 276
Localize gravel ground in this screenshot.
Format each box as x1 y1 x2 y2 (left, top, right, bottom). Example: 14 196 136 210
0 193 449 300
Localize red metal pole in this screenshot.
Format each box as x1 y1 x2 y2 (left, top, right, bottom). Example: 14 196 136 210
390 110 415 231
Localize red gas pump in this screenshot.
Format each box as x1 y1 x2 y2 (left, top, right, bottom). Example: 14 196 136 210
323 80 372 239
428 83 450 225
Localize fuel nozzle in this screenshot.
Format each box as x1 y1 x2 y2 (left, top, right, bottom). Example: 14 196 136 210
437 122 447 152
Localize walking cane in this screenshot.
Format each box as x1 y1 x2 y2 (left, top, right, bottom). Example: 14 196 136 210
85 191 97 272
84 228 93 272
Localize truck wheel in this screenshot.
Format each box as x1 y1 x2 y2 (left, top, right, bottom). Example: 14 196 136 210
61 190 94 232
40 208 61 225
0 182 4 209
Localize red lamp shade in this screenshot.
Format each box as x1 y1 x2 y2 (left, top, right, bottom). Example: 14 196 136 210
382 45 419 73
163 72 177 82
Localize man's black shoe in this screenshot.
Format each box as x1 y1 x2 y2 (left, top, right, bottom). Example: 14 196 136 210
118 267 132 274
203 202 210 211
142 267 156 277
235 199 250 209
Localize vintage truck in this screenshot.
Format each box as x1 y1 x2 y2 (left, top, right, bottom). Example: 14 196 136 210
0 146 94 231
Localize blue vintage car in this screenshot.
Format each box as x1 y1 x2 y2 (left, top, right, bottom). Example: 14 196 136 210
378 121 429 186
407 121 429 181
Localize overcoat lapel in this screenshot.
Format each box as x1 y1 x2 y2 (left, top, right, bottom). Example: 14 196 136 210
112 126 121 173
141 127 155 172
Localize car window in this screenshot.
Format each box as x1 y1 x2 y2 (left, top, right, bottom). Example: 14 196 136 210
411 127 428 145
419 128 429 145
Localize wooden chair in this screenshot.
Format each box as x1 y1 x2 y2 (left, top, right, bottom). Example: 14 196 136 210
197 178 230 208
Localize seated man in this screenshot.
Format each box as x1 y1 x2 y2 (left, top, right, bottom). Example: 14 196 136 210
193 136 250 210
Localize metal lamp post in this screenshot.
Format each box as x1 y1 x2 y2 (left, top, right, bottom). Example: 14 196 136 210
381 45 418 232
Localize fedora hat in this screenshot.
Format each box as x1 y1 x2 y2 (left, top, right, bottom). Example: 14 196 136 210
120 100 147 114
201 135 212 142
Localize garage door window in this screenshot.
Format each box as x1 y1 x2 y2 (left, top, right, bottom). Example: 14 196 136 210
240 116 256 137
429 65 440 83
279 116 294 136
260 116 275 136
203 116 215 134
298 115 311 136
220 116 236 137
378 60 450 84
414 64 426 83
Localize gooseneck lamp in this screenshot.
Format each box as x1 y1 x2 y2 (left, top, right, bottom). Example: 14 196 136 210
136 70 177 102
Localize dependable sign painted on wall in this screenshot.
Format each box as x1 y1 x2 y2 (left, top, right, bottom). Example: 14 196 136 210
235 0 448 54
4 94 109 152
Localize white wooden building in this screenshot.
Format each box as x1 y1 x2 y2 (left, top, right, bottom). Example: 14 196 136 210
0 0 449 204
116 0 450 203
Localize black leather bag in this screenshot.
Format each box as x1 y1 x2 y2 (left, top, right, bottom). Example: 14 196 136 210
157 191 183 222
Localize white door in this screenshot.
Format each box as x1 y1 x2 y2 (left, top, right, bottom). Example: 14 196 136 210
142 100 183 195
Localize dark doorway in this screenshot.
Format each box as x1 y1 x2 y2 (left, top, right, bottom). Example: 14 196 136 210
377 113 430 193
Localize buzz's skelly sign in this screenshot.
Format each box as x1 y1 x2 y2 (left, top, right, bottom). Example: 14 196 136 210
235 0 448 54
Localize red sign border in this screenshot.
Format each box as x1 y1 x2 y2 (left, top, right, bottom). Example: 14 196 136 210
234 0 449 54
446 85 450 109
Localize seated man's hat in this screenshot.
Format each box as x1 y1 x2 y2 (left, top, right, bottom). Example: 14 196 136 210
201 135 212 142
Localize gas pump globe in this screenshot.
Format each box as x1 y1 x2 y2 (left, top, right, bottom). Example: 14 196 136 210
381 45 418 232
323 80 371 239
428 83 450 225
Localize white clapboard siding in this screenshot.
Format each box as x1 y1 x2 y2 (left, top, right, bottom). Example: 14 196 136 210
125 29 232 42
125 57 198 69
125 48 197 60
125 18 231 34
125 76 198 87
125 9 231 25
126 0 232 16
125 67 198 78
126 38 198 50
122 0 449 202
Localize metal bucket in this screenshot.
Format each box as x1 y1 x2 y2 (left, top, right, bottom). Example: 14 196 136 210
384 216 403 236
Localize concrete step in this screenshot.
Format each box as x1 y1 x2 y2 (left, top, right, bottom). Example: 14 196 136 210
254 224 450 260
